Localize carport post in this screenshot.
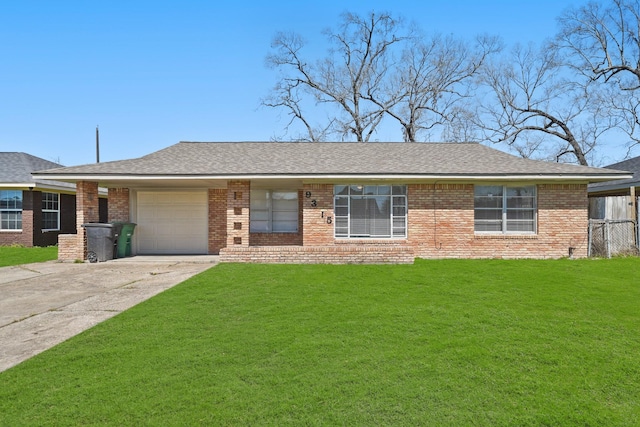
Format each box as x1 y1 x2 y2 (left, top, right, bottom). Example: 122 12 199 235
227 180 250 248
76 181 100 260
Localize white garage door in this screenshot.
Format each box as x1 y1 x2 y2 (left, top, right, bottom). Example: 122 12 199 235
136 191 208 254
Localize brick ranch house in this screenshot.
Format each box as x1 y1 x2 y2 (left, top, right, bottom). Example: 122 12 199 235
0 152 107 247
32 142 629 263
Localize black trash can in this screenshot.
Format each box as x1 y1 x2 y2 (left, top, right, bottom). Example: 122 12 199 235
82 223 121 263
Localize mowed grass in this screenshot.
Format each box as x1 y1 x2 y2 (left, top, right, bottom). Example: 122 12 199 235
0 245 57 267
1 259 639 426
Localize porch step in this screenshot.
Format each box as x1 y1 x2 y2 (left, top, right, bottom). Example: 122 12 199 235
219 245 415 264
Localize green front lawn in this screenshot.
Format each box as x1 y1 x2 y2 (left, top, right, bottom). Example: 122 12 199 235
1 259 639 425
0 245 57 267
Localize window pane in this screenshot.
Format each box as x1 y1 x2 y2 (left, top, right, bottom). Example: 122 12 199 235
393 206 406 216
251 220 269 232
273 220 298 232
507 221 535 232
42 192 59 210
506 186 535 197
392 186 406 195
350 185 363 195
475 186 503 197
507 196 535 209
334 185 349 196
251 210 269 221
474 197 502 209
250 190 268 210
335 196 348 207
507 210 535 221
378 186 391 195
350 198 368 235
475 209 502 221
335 206 348 216
1 211 22 230
364 186 377 195
475 221 502 232
0 190 22 210
273 211 298 222
42 212 59 230
393 217 406 237
272 191 297 201
335 217 348 237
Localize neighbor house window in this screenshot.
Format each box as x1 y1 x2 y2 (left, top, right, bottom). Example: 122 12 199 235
250 190 298 233
0 190 22 230
334 185 407 238
42 192 60 231
474 185 537 233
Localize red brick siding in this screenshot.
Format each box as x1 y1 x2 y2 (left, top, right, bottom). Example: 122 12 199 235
407 183 589 259
0 230 28 246
209 189 227 254
58 234 84 261
108 188 130 222
538 184 589 258
302 183 334 246
250 232 303 246
220 181 590 263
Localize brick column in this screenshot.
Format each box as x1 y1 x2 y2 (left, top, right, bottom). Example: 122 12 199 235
76 181 100 259
226 181 249 247
209 188 227 254
108 188 130 222
303 183 335 246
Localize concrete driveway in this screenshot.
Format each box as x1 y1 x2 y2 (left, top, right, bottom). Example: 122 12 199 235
0 256 217 372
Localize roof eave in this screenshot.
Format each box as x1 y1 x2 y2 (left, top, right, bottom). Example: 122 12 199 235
31 173 633 183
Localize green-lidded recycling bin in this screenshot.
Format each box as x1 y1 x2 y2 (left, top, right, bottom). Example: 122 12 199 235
112 222 136 258
82 223 121 262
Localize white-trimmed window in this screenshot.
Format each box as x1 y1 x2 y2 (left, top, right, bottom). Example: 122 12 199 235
334 185 407 238
0 190 22 230
474 185 537 234
250 190 298 233
42 192 60 231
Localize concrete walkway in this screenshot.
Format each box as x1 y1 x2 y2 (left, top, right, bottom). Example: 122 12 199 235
0 256 218 372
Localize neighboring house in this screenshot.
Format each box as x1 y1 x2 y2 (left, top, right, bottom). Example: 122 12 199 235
588 156 640 220
0 152 108 247
32 142 630 263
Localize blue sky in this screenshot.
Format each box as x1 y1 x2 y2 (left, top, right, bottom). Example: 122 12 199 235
1 0 605 166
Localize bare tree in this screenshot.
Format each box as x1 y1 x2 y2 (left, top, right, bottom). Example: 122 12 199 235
264 12 408 142
477 43 618 166
555 0 640 154
556 0 640 89
263 11 497 143
377 34 501 142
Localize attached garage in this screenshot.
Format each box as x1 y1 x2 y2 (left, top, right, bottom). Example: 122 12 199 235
135 191 208 254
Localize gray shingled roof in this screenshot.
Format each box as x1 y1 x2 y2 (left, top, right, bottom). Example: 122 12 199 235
589 155 640 192
0 152 65 183
34 142 629 179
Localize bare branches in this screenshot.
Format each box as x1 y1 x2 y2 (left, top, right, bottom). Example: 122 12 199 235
263 11 497 143
264 12 407 142
556 0 640 89
477 43 613 165
553 0 640 156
